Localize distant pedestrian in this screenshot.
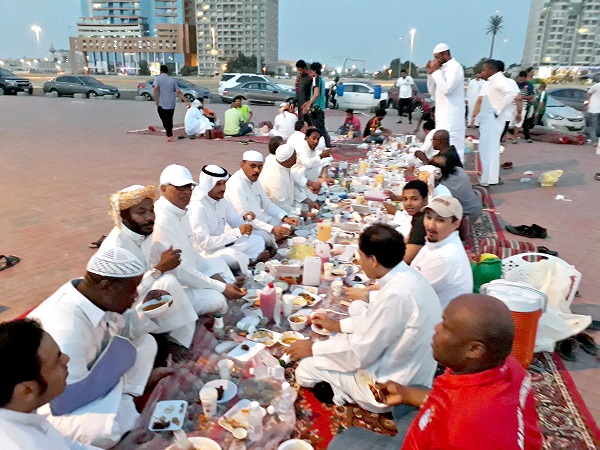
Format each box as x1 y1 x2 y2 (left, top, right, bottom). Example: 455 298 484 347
303 62 331 147
513 71 535 143
325 76 339 108
295 60 312 122
584 81 600 144
396 69 417 124
534 82 547 126
427 43 466 161
153 65 189 142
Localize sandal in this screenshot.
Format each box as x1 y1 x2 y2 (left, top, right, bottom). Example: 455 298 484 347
0 255 21 271
537 246 558 256
556 337 578 362
501 161 513 169
505 225 537 239
531 224 547 239
575 333 598 355
89 235 106 249
595 173 600 181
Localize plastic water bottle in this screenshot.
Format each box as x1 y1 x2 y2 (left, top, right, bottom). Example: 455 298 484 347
248 401 264 441
277 382 297 423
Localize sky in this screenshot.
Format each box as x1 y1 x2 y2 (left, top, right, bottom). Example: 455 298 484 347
0 0 532 69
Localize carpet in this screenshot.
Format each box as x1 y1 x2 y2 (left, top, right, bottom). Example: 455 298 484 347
126 124 271 144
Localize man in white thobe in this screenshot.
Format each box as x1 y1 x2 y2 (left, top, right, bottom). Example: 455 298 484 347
28 247 161 447
466 73 484 127
427 43 466 161
151 164 244 316
286 119 308 150
411 196 473 310
225 150 298 248
293 127 332 202
470 60 521 186
288 224 442 413
184 99 213 137
100 185 197 348
270 102 297 140
188 164 266 275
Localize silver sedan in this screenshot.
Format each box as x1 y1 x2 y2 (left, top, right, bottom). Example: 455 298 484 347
221 81 295 104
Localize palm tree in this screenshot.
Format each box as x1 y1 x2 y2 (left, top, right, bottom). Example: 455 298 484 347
486 15 504 58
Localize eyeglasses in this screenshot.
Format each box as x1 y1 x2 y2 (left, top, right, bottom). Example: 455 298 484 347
171 184 195 192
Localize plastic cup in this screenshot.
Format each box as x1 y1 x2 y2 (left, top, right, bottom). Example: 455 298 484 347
199 386 218 417
218 359 234 380
275 287 283 301
282 294 295 318
323 262 334 278
331 280 344 297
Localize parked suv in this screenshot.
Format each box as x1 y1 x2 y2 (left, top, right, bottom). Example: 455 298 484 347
218 73 273 98
0 68 33 95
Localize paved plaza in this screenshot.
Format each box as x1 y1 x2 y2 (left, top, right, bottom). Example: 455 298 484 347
0 95 598 422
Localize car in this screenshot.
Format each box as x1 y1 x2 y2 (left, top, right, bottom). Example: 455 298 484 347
542 96 585 132
335 82 388 110
0 68 33 95
276 83 295 94
136 78 211 102
547 88 588 111
386 78 433 113
43 75 120 98
218 73 272 96
221 81 295 104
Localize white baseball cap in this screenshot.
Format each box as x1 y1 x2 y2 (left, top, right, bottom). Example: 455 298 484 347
159 164 197 187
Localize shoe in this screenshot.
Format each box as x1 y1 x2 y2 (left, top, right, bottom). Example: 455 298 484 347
0 255 20 271
537 246 558 256
526 139 533 143
505 225 537 239
556 338 578 362
575 333 598 356
397 119 403 123
501 162 513 169
595 173 600 181
313 381 335 405
409 121 413 124
531 224 547 239
512 140 518 144
89 235 106 248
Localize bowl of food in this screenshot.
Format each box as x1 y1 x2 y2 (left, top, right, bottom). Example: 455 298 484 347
278 331 306 347
137 289 173 319
291 296 307 311
288 313 307 331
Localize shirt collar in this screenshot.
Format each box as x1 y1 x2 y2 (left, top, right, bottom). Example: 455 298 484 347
0 408 50 434
66 279 106 328
378 261 409 287
120 224 149 245
238 169 254 185
206 195 219 206
425 230 460 248
158 196 188 218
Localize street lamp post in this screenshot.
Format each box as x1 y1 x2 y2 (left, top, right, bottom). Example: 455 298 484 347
408 29 416 77
31 25 42 58
398 37 403 75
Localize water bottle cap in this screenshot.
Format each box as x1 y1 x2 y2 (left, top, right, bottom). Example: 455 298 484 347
250 401 260 409
282 382 290 390
268 283 274 288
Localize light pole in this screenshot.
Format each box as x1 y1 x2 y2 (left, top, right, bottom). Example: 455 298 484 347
31 25 41 58
398 37 403 75
408 28 416 77
210 27 218 75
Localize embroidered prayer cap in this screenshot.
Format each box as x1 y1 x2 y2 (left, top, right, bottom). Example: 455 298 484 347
414 165 442 180
192 164 230 201
275 144 295 162
159 164 197 187
191 99 202 108
108 184 157 228
87 246 145 278
433 43 450 54
421 195 463 221
242 150 264 163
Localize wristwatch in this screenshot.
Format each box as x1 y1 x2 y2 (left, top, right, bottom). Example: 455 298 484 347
150 267 162 279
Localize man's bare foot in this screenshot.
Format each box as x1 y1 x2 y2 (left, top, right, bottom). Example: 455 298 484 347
166 136 175 142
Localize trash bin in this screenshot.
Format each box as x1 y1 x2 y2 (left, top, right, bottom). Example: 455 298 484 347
337 83 344 97
373 85 382 99
480 280 547 369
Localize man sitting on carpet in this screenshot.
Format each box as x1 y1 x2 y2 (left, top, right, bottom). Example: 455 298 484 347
225 150 298 249
293 127 332 200
0 319 152 449
410 196 473 310
286 119 308 149
28 246 169 447
101 184 198 348
363 108 391 143
152 164 244 316
224 97 252 137
288 224 442 414
328 294 543 450
188 164 266 275
337 108 362 137
184 99 214 138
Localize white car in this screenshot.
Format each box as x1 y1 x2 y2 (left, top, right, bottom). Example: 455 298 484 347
542 96 585 132
218 73 273 97
335 82 388 110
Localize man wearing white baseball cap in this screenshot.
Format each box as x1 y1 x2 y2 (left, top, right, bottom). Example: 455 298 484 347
270 102 297 140
426 43 466 162
226 150 299 248
410 195 473 309
184 99 213 137
152 164 244 316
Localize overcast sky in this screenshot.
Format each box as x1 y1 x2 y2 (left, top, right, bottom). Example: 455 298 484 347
0 0 531 68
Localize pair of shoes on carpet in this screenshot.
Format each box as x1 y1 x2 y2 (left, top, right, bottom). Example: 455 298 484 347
501 161 513 169
537 246 558 256
505 224 547 239
557 333 599 361
0 255 20 271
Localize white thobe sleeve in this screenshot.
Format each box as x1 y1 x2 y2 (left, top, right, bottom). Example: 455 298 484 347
188 202 242 253
297 146 321 170
258 184 288 221
310 288 407 373
411 251 449 294
430 64 462 96
427 74 437 99
224 200 246 228
491 79 520 116
260 177 297 214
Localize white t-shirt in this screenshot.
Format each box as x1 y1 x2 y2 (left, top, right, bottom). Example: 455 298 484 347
588 82 600 114
396 76 415 99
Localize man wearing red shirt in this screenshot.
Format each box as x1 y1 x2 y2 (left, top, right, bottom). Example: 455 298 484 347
328 294 543 450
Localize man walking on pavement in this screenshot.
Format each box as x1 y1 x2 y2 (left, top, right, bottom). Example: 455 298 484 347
153 65 189 142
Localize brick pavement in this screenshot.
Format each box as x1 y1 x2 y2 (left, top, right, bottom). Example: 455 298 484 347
0 96 598 423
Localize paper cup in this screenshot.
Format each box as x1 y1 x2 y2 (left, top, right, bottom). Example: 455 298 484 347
282 294 295 318
199 387 218 417
323 262 334 278
217 359 234 380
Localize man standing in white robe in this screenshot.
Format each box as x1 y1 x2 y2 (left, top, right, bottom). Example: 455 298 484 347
100 184 198 348
151 164 244 315
184 99 213 137
188 164 266 275
288 224 442 413
427 43 466 161
28 247 167 447
225 150 298 248
466 73 484 127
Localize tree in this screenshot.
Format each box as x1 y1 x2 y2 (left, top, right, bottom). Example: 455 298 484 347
486 15 504 58
138 60 150 76
226 53 258 74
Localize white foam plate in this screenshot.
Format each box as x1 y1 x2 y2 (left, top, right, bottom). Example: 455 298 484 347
226 340 265 362
203 379 238 403
148 400 188 432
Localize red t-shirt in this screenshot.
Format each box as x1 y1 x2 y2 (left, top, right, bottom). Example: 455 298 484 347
402 356 543 450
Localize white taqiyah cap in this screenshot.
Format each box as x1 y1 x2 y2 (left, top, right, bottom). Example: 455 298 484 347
86 246 146 278
242 150 264 162
421 195 463 220
275 144 295 162
191 99 202 108
433 43 450 54
159 164 197 187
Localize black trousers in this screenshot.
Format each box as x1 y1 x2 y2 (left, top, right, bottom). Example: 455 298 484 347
398 97 413 122
157 106 175 137
308 108 331 147
523 116 535 139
